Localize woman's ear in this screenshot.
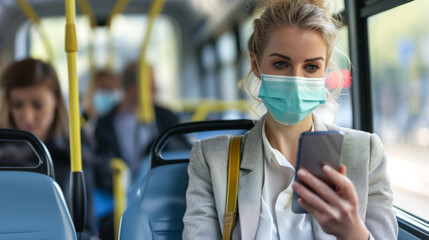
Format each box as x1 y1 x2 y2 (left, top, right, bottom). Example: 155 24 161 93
250 52 261 79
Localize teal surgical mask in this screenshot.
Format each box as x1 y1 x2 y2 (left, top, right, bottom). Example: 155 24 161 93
256 64 326 126
92 90 124 116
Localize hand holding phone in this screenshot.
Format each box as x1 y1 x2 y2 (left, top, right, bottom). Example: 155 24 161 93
291 131 344 214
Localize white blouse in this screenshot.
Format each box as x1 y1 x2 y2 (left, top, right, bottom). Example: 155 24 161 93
255 120 315 240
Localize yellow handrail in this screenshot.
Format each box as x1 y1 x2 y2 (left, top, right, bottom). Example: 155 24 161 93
65 0 82 172
15 0 54 61
104 0 131 69
106 29 115 70
76 0 96 80
76 0 96 28
110 158 129 240
106 0 131 28
138 0 165 123
191 100 253 122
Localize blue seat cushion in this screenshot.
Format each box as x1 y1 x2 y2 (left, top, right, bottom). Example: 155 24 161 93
0 171 76 240
119 163 189 240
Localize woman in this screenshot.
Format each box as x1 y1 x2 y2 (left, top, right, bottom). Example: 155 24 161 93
0 58 97 239
0 58 69 169
183 0 398 239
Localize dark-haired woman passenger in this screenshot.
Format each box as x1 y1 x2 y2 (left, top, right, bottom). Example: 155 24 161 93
0 58 97 239
183 0 397 239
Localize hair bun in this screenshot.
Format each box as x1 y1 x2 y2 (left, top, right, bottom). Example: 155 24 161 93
306 0 336 14
250 0 337 15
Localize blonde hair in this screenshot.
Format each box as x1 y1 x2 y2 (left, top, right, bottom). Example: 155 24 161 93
239 0 347 111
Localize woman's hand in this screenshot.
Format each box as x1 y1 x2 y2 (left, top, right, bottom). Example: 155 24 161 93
292 165 369 240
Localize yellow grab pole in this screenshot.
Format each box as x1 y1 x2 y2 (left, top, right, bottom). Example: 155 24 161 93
138 0 165 123
110 158 129 240
76 0 96 28
191 100 253 122
87 30 96 79
106 30 115 70
65 1 86 235
15 0 54 61
76 0 96 80
65 0 82 173
106 0 131 28
104 0 131 69
137 59 154 123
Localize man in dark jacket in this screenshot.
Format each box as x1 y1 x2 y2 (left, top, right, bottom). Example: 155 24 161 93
94 62 190 240
95 62 189 183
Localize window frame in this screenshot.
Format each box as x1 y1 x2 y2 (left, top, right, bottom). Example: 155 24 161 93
396 207 429 238
346 0 429 237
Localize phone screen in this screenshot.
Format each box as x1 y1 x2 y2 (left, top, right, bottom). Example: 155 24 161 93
291 131 344 214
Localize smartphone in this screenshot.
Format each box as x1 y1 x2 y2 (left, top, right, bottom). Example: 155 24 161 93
292 131 344 214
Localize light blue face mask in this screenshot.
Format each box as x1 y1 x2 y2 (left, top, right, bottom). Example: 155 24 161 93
257 71 326 126
92 90 124 116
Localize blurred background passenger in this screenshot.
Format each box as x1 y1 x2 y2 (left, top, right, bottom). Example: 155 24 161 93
94 61 190 240
0 58 97 239
95 61 189 178
82 70 123 148
82 69 123 122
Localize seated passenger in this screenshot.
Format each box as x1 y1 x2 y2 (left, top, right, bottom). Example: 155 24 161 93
94 62 190 240
183 0 398 239
82 69 123 148
82 69 123 121
95 62 189 179
0 58 97 239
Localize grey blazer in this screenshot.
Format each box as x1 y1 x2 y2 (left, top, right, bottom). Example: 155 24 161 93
183 114 398 240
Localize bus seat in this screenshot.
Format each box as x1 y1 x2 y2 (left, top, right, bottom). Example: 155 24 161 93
119 163 188 240
128 151 189 204
127 155 150 203
118 120 254 240
0 171 77 240
0 128 76 240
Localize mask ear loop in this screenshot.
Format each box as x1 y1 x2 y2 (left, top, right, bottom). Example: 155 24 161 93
254 58 262 79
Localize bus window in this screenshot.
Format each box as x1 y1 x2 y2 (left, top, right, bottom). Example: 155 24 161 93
331 26 352 128
27 15 180 109
238 17 253 80
368 0 429 221
322 0 350 128
28 16 92 98
200 44 217 99
110 15 180 108
215 31 238 101
237 16 264 117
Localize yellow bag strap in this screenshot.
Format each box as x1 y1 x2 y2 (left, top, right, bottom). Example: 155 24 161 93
223 135 242 240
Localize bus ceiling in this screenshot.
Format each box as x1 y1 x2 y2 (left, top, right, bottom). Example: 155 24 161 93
0 0 251 52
